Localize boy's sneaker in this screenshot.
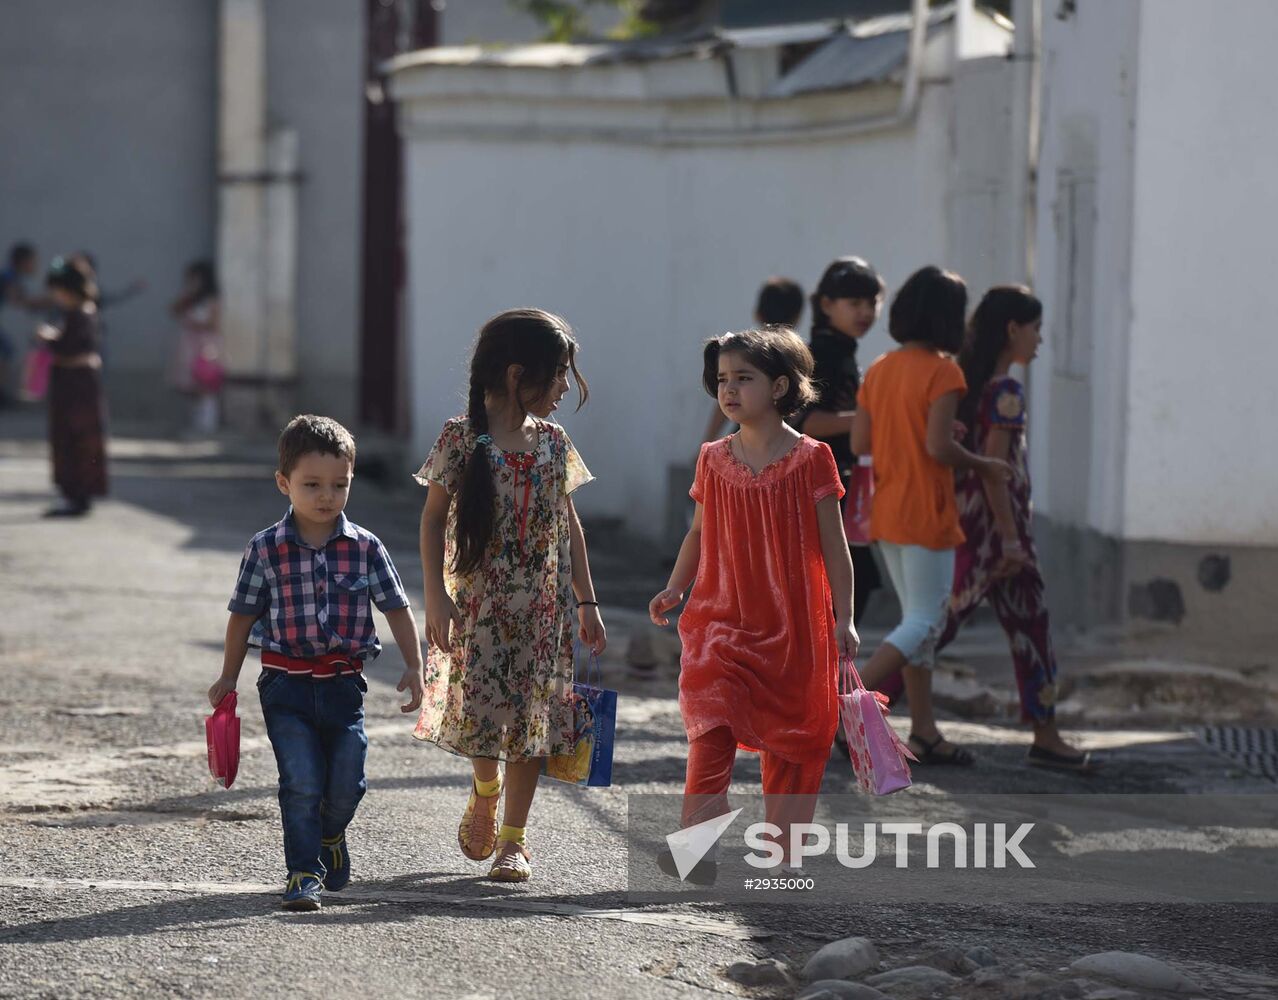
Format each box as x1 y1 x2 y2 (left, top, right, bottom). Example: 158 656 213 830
321 835 350 892
282 872 323 911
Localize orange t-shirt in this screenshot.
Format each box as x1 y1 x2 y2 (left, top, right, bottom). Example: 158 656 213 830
857 348 967 550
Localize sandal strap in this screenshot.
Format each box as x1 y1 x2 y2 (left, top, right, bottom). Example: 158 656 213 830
908 732 973 763
490 842 532 874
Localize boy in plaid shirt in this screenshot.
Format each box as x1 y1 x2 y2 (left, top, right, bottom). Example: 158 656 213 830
207 415 424 911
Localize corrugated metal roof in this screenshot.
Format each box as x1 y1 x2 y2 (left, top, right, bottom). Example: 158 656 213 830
388 1 1006 102
387 30 724 73
765 5 952 98
719 21 846 48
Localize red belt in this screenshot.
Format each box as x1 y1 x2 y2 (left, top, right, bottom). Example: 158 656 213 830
262 650 363 677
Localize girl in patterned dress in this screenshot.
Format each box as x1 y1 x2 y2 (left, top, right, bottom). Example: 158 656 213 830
936 286 1094 772
415 308 605 881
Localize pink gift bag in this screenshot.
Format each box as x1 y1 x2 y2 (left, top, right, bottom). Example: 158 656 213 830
191 350 225 393
205 691 241 789
19 346 53 401
838 657 916 795
842 461 874 546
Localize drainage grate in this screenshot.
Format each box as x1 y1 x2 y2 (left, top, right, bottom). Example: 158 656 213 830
1196 727 1278 782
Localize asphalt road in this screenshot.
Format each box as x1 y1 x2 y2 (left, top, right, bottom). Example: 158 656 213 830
2 420 1276 1000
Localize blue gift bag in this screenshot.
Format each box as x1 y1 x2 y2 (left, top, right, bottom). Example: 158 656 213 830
542 646 617 787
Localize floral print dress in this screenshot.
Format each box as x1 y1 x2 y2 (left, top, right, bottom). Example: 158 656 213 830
412 416 593 760
935 377 1059 722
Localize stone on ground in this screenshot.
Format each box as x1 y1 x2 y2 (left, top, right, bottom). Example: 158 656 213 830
1068 952 1198 993
802 936 881 982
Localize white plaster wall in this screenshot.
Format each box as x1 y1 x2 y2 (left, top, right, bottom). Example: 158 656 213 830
401 86 955 533
1028 0 1141 537
0 0 217 385
1123 0 1278 544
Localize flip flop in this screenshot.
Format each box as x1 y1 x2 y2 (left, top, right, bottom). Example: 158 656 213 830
908 732 975 766
1026 745 1097 774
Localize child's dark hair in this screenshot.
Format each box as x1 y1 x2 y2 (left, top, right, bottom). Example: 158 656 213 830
278 414 357 477
888 265 967 353
46 257 97 303
810 256 884 334
702 328 817 418
755 277 805 328
958 285 1042 430
186 260 219 301
453 308 588 576
9 242 35 268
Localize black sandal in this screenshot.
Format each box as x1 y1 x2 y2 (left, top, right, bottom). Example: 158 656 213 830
1026 745 1097 774
908 732 975 766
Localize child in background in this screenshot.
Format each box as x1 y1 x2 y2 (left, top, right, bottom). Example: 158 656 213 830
68 250 145 366
797 256 886 624
653 328 856 883
207 415 425 911
416 308 605 883
169 260 221 435
939 286 1093 772
38 259 107 517
0 243 48 404
851 267 1009 765
701 276 805 444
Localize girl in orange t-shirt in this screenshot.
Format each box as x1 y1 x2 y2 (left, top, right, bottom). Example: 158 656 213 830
650 328 857 880
852 267 1010 766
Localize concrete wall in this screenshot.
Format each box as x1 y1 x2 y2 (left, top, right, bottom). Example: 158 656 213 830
0 0 218 416
397 69 959 530
1027 0 1139 540
1025 0 1139 629
1125 0 1278 546
264 0 366 424
0 0 365 425
1030 0 1278 645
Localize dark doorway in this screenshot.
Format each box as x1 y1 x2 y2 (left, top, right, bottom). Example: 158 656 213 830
359 0 437 432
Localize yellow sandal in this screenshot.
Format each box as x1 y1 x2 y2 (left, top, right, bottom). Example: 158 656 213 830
458 777 502 861
488 841 532 882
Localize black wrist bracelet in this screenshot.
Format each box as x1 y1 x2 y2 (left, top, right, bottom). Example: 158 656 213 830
576 600 599 608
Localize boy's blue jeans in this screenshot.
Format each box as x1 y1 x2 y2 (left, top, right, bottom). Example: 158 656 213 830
257 669 368 877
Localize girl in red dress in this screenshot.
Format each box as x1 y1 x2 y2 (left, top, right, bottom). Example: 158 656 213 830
650 328 858 881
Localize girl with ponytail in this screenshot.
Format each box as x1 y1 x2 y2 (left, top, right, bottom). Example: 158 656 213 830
414 308 604 881
938 286 1094 772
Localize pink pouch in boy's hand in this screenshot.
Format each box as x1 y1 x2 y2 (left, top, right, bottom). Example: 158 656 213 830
205 692 240 789
837 657 916 795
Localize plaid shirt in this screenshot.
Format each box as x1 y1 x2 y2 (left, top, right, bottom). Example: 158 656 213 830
229 508 410 663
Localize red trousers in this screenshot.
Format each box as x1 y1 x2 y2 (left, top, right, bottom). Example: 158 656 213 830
682 727 828 857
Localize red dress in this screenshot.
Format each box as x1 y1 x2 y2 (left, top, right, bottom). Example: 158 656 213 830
678 435 845 763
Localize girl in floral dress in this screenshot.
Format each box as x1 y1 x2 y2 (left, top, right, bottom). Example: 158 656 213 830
937 286 1094 773
650 328 858 882
415 308 605 882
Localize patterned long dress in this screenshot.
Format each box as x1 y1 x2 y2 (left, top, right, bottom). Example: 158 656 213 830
412 416 593 761
48 307 108 504
936 377 1059 723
